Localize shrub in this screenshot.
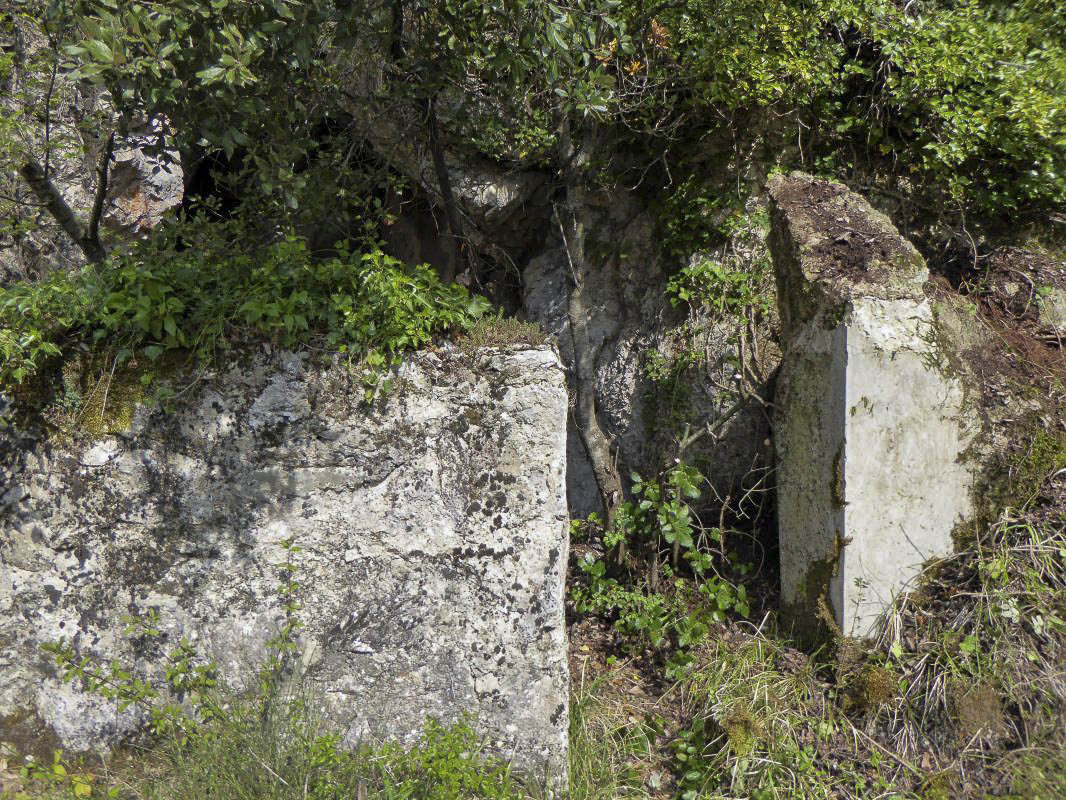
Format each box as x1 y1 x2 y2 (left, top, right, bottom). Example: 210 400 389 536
0 217 491 396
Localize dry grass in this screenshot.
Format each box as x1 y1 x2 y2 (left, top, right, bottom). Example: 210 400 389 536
569 668 659 800
870 512 1066 796
458 316 548 352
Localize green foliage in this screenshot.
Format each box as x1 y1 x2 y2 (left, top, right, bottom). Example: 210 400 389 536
665 211 774 320
0 4 101 266
17 707 527 800
1005 747 1066 800
42 0 635 187
157 713 525 800
7 0 1061 277
50 0 347 182
0 219 491 397
371 720 525 800
16 751 109 799
571 463 750 676
851 511 1066 795
884 513 1066 699
643 209 775 471
649 0 1066 228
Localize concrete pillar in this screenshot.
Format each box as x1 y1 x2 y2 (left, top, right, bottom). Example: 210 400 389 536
769 172 977 640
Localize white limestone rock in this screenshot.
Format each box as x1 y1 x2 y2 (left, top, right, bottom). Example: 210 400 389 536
522 190 778 518
0 345 569 791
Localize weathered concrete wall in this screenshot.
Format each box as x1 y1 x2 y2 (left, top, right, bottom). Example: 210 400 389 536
0 346 569 788
769 172 979 639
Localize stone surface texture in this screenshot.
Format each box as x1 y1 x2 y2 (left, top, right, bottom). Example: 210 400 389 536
101 121 185 239
769 172 978 639
1039 287 1066 333
0 346 569 789
522 189 777 518
326 110 778 518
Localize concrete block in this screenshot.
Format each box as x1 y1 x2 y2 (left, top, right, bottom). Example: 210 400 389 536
0 346 569 792
769 172 978 639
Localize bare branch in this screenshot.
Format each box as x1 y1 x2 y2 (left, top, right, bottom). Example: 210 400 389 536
17 131 115 265
86 131 116 255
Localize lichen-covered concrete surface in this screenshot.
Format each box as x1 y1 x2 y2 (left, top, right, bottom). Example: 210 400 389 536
0 346 569 790
769 172 978 639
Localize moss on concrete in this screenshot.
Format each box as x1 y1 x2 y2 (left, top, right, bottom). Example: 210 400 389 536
976 419 1066 522
830 443 845 509
6 349 195 440
949 680 1006 744
61 351 193 436
783 532 845 649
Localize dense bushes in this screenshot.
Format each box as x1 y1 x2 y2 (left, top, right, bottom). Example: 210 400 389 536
645 0 1066 232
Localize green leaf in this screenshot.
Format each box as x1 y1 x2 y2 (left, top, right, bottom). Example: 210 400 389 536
84 40 113 64
195 66 226 84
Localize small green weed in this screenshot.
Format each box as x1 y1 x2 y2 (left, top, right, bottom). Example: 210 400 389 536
664 210 774 321
1002 746 1066 800
1002 429 1066 510
571 463 751 679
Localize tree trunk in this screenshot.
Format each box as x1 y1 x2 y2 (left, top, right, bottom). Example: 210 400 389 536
424 95 464 284
19 131 114 265
556 117 623 532
387 1 464 285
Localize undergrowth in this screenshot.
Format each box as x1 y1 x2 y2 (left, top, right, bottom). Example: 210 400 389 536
0 216 491 400
872 511 1066 797
569 491 1066 799
7 702 529 800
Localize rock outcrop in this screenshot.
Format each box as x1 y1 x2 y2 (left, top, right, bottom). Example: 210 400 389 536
769 172 980 640
522 189 777 518
101 122 184 239
0 346 569 789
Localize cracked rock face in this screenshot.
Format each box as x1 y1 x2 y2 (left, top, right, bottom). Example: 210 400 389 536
0 346 569 790
522 189 777 518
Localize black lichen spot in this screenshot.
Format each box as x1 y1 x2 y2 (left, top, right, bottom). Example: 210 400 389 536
550 703 566 725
